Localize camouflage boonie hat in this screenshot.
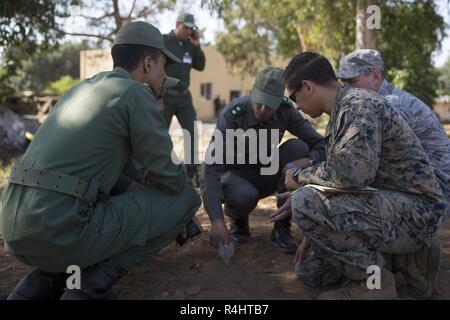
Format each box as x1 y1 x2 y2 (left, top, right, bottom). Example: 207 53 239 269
336 49 384 79
250 66 285 110
177 11 197 29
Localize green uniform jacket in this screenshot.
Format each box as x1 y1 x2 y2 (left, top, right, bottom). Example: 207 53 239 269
0 67 185 257
163 31 206 92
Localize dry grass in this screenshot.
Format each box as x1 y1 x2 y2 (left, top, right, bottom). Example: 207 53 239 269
0 163 13 197
444 124 450 138
0 148 18 197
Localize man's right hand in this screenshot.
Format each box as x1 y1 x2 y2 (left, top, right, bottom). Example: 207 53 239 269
209 218 230 248
269 193 292 222
190 29 201 47
143 170 153 185
294 236 310 264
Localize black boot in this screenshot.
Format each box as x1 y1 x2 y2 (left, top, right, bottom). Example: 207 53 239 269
271 219 298 254
60 261 127 300
176 217 203 246
7 268 67 300
229 216 252 244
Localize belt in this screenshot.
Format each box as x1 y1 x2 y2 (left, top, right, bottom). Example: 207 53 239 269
165 88 189 97
8 165 99 206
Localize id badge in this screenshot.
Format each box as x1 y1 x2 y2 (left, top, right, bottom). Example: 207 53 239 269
183 53 192 64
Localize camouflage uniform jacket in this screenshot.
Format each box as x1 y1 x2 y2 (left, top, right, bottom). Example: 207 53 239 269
297 84 447 209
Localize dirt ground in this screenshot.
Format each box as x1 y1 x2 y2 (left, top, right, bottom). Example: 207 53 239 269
1 194 450 300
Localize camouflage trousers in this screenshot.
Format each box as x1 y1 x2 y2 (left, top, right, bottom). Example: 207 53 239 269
291 186 445 288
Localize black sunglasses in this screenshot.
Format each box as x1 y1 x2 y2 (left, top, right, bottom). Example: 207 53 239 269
289 82 302 103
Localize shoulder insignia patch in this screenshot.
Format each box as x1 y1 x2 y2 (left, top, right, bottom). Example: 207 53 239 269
224 103 247 120
280 96 295 109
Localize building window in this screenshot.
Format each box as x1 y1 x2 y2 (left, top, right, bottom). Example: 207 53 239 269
230 90 241 102
200 83 212 100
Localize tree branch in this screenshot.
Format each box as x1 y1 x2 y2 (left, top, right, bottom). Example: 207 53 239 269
127 0 138 19
77 12 114 21
51 27 114 42
112 0 122 30
134 7 150 19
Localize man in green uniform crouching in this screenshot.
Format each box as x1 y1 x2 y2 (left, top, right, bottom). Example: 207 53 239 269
0 21 201 300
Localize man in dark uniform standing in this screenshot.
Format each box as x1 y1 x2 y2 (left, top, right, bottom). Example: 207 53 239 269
201 66 325 254
163 11 206 185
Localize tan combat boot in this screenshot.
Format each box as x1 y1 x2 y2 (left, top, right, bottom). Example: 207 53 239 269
393 238 441 299
317 269 397 300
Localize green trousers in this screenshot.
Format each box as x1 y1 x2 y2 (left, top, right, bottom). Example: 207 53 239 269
163 91 198 174
19 182 201 272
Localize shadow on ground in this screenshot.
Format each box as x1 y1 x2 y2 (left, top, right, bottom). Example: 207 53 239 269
1 195 449 300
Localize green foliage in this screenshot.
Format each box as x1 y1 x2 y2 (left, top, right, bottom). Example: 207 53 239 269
204 0 446 106
0 0 70 102
44 75 80 96
437 55 450 96
0 0 66 49
211 0 301 75
379 0 445 106
1 0 177 102
6 41 90 94
203 0 357 72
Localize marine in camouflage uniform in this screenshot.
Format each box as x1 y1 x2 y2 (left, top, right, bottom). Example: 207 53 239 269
283 52 448 299
337 49 450 211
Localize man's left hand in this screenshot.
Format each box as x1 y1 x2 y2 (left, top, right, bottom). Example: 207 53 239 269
294 237 310 264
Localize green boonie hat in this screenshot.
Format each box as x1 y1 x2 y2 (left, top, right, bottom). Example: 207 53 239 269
164 76 179 88
250 66 285 110
177 11 197 29
336 49 384 80
113 21 181 64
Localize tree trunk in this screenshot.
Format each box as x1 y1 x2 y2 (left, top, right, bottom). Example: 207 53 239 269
355 0 379 50
296 24 311 52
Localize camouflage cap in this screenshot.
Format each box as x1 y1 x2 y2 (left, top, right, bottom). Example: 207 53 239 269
177 11 197 29
250 66 285 110
336 49 384 79
113 21 181 63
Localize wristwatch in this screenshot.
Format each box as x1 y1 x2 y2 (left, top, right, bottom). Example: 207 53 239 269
291 158 316 184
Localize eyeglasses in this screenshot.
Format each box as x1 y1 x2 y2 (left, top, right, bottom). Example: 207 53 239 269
289 82 302 103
